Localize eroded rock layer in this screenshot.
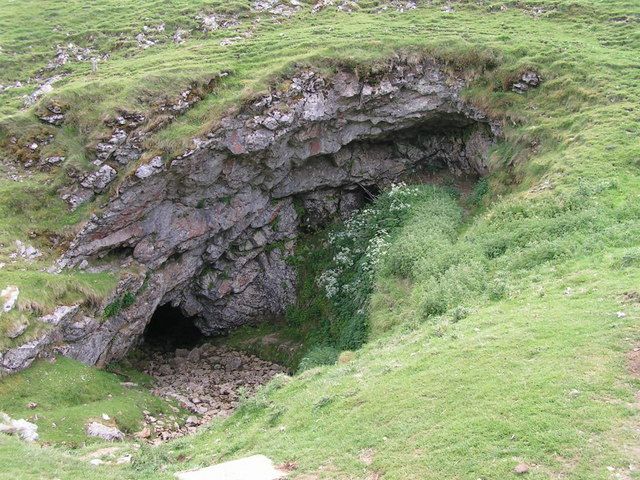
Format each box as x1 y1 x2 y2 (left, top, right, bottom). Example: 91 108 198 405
1 59 501 373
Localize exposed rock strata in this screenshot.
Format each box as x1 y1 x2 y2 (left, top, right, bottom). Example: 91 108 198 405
2 60 501 372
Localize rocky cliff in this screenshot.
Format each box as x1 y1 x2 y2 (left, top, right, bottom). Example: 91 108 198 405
1 58 501 373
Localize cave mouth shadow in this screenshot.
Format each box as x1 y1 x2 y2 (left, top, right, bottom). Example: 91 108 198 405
142 304 203 351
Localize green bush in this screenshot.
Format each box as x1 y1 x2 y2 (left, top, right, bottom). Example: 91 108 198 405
417 260 487 321
103 291 136 318
336 313 368 350
297 346 340 373
615 247 640 269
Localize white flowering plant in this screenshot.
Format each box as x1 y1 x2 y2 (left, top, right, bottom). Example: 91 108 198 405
316 182 432 349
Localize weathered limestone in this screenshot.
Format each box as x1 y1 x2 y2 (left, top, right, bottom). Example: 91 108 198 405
0 412 39 442
86 421 125 441
176 455 287 480
1 59 501 372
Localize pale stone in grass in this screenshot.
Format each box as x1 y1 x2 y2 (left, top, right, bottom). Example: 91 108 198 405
176 455 287 480
0 412 39 442
116 454 132 464
1 285 19 313
86 422 124 441
6 319 28 339
514 463 530 474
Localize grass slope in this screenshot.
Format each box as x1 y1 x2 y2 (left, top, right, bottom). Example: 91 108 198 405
142 259 639 479
0 357 182 446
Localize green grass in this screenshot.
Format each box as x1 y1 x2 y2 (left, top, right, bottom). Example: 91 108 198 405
0 269 117 351
0 0 639 478
0 357 183 447
134 257 639 479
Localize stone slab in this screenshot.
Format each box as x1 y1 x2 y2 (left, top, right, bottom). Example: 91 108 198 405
175 455 286 480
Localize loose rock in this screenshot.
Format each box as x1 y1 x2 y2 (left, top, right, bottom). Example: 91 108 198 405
0 412 39 442
511 71 541 93
86 422 125 441
132 343 287 440
1 286 19 313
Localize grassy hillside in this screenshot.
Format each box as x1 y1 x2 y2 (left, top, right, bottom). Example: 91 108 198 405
0 0 639 478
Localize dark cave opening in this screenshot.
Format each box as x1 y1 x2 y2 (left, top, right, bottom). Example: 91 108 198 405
143 304 204 351
355 182 381 202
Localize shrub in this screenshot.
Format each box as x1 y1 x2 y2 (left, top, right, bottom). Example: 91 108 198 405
337 313 368 350
615 247 640 269
487 275 508 300
103 292 136 318
297 346 340 372
450 306 470 322
416 260 487 321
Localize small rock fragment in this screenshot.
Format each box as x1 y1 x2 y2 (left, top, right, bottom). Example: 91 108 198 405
0 412 39 442
135 426 151 439
135 156 163 179
186 416 200 426
511 71 541 93
514 463 530 474
1 286 19 313
86 422 124 441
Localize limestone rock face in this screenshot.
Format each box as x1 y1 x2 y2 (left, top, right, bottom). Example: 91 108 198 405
58 60 499 365
2 60 501 372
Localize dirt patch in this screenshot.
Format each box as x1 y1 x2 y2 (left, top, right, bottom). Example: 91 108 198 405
359 448 376 466
621 291 640 304
627 347 640 378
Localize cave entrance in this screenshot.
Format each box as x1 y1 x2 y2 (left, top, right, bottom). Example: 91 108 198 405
143 304 203 351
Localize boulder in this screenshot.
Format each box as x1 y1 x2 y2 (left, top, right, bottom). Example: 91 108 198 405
86 422 124 441
1 286 19 312
176 455 287 480
0 334 51 373
81 165 117 191
0 412 39 442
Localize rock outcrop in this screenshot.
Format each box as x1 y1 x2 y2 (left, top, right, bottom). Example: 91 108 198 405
2 59 501 372
0 412 39 442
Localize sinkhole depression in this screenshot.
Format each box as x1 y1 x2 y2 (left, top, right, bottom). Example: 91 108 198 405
57 59 500 366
